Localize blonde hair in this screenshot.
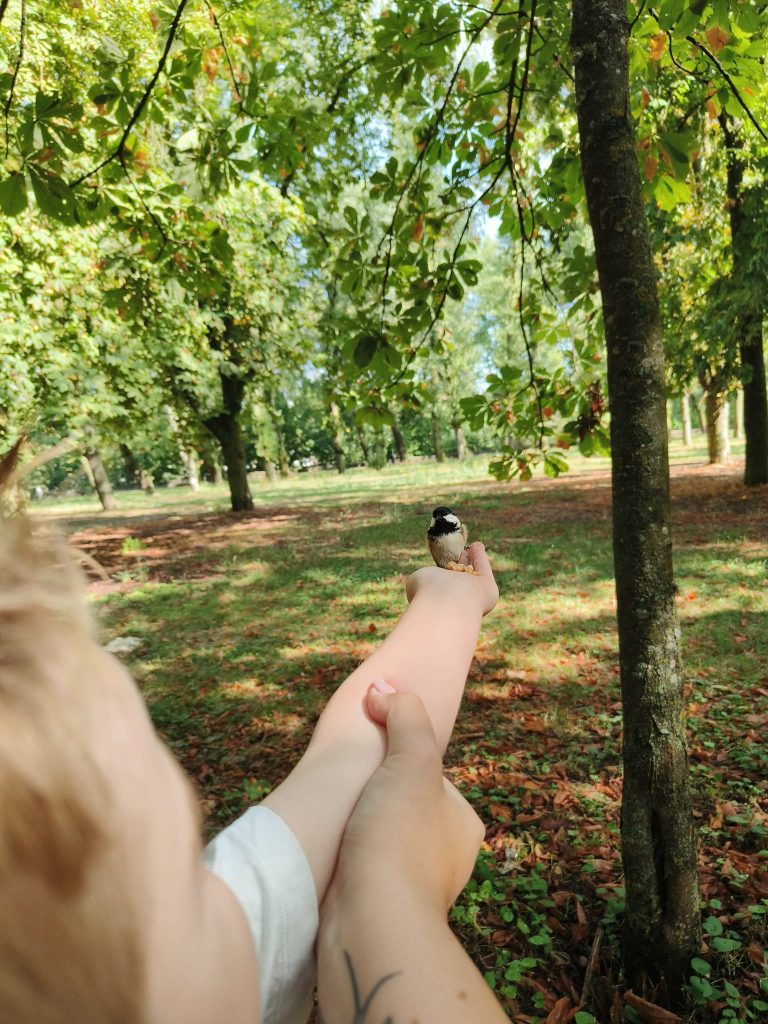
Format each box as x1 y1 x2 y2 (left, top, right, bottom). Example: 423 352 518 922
0 502 144 1022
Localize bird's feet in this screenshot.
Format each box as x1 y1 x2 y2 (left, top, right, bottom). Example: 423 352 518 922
444 560 479 575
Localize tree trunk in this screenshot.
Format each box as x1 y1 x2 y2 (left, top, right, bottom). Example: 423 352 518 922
391 420 407 462
431 411 445 462
735 388 744 440
572 0 700 996
694 393 706 433
264 460 277 482
83 426 117 511
186 450 200 491
721 116 768 485
681 393 693 447
165 405 200 491
266 387 290 478
205 371 253 512
139 469 155 495
119 443 141 487
356 424 370 464
702 379 730 465
454 422 467 460
329 400 346 473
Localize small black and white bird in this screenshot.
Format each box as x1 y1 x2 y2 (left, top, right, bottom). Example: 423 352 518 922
426 506 477 574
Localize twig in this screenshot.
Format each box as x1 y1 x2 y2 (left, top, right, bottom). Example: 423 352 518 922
3 0 26 158
385 162 506 389
70 0 190 188
118 151 168 252
629 0 647 31
686 35 768 140
377 0 506 323
0 0 11 28
648 7 768 140
578 925 603 1008
204 0 241 104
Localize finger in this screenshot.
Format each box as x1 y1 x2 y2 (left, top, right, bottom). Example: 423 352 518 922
369 689 440 767
458 548 471 565
468 541 494 578
366 679 396 725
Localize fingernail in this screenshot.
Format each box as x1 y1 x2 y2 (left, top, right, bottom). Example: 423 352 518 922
371 678 396 694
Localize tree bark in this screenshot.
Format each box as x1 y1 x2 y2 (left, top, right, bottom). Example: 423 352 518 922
681 393 693 447
119 443 141 487
329 400 346 473
721 116 768 485
391 420 407 462
705 391 730 464
356 424 370 465
431 411 445 462
83 426 117 511
572 0 700 996
454 422 467 460
694 393 706 433
205 370 253 512
700 372 730 465
266 387 290 478
165 405 200 491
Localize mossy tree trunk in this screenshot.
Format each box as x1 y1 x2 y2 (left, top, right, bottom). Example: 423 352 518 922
572 0 700 996
721 116 768 486
205 368 253 512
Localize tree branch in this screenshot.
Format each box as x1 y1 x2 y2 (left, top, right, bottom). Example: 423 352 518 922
686 35 768 141
118 151 169 252
70 0 190 188
376 0 506 323
3 0 26 159
0 0 11 28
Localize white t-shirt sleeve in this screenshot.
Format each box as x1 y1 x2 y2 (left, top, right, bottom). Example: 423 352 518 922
203 805 317 1024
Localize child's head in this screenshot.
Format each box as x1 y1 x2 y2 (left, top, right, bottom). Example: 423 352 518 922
0 512 259 1023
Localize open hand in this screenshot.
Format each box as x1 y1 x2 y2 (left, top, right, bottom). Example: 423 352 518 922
406 541 499 617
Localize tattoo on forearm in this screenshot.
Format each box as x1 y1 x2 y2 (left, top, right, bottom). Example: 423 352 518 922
344 949 400 1023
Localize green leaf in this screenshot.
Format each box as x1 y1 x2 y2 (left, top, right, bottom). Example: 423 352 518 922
0 173 28 216
704 915 724 936
711 936 741 952
353 333 380 368
691 957 711 976
28 168 76 223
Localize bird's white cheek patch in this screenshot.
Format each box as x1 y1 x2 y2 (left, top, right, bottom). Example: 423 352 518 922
444 514 460 527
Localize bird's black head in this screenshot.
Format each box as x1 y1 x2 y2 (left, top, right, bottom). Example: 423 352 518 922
428 506 460 538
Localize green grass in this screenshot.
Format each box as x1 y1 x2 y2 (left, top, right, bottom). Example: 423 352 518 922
51 443 767 1023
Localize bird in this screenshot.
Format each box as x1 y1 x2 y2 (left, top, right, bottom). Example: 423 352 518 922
427 506 478 574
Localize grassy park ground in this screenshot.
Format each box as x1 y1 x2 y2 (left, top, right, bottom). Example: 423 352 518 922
45 442 768 1023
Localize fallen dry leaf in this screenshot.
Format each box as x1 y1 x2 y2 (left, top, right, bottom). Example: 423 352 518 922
624 990 683 1023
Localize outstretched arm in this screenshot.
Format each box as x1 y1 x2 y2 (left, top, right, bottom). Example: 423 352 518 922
262 542 498 900
317 687 509 1024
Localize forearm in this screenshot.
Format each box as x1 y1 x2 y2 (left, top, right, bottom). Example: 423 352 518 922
311 588 482 753
262 589 483 898
318 885 508 1024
